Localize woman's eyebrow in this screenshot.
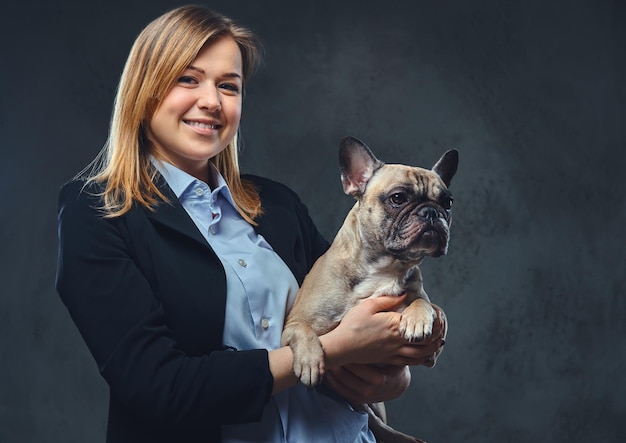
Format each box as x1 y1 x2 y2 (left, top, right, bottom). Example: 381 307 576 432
222 72 242 80
185 65 242 80
186 65 205 74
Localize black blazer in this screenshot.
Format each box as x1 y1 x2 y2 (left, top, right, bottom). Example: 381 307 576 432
55 174 329 443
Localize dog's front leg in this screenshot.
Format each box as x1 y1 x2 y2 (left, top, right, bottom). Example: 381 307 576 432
281 321 325 387
398 267 437 343
399 298 437 343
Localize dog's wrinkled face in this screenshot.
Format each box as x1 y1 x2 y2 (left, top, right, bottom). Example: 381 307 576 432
360 165 453 261
339 136 458 263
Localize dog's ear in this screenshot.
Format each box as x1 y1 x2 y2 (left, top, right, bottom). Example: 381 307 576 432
339 136 384 198
432 149 459 187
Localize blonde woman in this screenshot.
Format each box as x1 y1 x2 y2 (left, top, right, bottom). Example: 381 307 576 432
56 5 447 443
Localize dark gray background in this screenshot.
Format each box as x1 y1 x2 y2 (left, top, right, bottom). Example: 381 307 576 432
1 0 624 442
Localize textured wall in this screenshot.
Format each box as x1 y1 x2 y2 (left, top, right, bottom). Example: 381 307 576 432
1 0 624 442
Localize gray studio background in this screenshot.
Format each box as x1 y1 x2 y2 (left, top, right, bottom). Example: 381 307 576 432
1 0 624 442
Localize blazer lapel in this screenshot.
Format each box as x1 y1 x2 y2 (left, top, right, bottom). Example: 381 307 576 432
145 176 212 250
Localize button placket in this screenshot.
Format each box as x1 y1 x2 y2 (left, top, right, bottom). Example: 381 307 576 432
207 193 220 234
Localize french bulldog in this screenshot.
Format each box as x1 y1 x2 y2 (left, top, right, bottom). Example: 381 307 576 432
281 136 458 443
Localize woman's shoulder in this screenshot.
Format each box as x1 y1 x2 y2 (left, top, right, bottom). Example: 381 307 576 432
57 178 121 226
242 174 291 192
242 174 303 205
58 178 105 207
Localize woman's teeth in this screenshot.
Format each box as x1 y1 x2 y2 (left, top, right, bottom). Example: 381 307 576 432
186 121 217 129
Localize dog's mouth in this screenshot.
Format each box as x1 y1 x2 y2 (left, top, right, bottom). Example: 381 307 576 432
415 224 446 247
419 227 441 241
386 222 449 261
413 222 447 244
403 217 447 240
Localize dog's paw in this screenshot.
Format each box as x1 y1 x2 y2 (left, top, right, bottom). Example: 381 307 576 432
283 323 326 386
399 316 433 342
292 344 325 387
399 303 436 343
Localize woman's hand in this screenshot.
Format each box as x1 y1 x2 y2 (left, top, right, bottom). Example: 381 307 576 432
319 297 447 403
421 303 447 368
324 364 411 404
319 296 448 369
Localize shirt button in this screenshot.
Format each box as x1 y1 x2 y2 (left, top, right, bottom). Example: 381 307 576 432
238 259 247 268
209 226 216 235
195 187 204 196
261 318 269 329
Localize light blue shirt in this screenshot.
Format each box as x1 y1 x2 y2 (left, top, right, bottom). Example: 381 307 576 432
153 159 374 443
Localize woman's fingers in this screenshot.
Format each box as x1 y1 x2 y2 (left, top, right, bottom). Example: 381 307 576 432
330 296 448 368
325 364 411 403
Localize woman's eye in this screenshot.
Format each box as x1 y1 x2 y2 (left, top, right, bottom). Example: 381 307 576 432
178 76 197 84
220 83 240 93
389 193 408 206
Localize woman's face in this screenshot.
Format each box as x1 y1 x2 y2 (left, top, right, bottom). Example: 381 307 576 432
147 36 243 182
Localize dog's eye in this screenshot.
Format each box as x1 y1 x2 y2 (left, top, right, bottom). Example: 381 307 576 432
442 195 453 210
389 192 408 206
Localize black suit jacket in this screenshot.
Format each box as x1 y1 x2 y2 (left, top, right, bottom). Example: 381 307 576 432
55 174 329 443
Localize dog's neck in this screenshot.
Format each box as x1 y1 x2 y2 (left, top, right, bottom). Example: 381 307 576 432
330 211 423 300
349 256 420 300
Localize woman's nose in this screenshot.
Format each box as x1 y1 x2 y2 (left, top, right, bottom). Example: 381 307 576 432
197 86 221 112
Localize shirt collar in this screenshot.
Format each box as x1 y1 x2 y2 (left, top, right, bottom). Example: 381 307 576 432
151 157 196 198
151 157 236 206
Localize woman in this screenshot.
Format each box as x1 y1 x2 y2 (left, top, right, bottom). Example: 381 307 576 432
55 5 447 443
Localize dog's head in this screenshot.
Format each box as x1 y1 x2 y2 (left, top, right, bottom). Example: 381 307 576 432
339 136 458 262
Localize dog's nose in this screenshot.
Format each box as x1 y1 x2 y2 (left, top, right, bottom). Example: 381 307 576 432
418 206 439 221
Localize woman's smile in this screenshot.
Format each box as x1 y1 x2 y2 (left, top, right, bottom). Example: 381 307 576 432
184 119 222 134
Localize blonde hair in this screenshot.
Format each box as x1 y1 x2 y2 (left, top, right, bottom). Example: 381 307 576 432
84 5 263 223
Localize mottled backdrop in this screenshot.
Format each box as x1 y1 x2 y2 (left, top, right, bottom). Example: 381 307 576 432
1 0 624 442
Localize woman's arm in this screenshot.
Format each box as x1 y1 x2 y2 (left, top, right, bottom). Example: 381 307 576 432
56 181 274 428
324 304 447 403
268 297 447 399
320 296 446 368
325 364 412 404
